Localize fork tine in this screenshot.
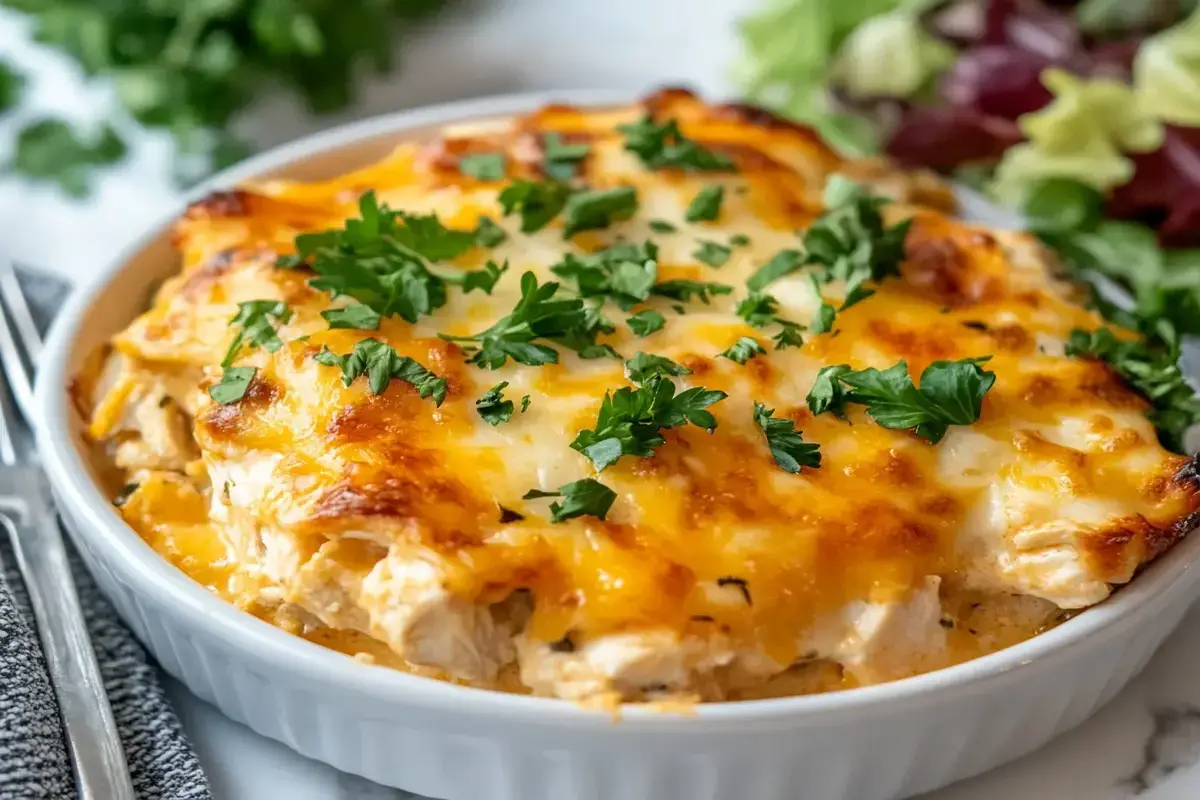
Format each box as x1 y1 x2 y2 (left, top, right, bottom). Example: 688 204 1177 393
0 370 17 466
0 268 43 358
0 265 35 423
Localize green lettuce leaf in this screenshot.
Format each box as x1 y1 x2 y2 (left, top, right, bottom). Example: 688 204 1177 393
990 68 1164 204
1135 7 1200 127
830 9 955 101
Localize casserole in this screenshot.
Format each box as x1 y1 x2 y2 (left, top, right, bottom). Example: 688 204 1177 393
34 90 1200 800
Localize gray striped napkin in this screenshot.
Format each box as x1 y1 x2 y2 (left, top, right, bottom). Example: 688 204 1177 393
0 267 211 800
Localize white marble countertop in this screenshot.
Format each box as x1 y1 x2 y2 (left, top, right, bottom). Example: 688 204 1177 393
5 1 1200 797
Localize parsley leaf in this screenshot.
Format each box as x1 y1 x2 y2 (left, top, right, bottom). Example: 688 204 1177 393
806 365 852 418
811 303 836 334
222 301 292 368
625 352 690 384
523 479 617 522
754 402 821 473
279 192 473 323
476 381 515 426
693 240 732 267
13 120 127 198
322 304 381 331
736 292 781 328
209 366 257 405
543 133 591 181
571 374 726 470
439 260 509 295
730 234 751 247
651 279 733 304
626 309 666 337
773 323 805 349
459 152 506 181
315 338 447 405
442 271 616 368
1067 326 1200 451
649 219 678 233
736 293 806 349
521 395 531 412
721 337 766 365
812 358 996 443
498 179 570 233
686 185 724 222
562 186 639 238
803 176 910 302
617 114 736 172
386 209 477 261
747 249 803 291
474 216 507 248
551 241 658 310
0 61 24 113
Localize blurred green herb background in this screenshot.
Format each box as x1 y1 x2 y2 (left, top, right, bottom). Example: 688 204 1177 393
0 0 450 196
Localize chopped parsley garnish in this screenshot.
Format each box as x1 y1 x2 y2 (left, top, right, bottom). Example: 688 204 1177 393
562 185 639 238
378 208 478 261
773 323 805 349
807 358 996 444
459 152 506 181
322 304 381 331
441 271 616 368
617 114 736 172
693 239 732 267
721 337 766 365
551 241 658 310
521 395 531 412
730 234 751 247
522 479 616 522
498 179 570 233
649 219 678 233
209 366 257 405
807 276 838 334
571 373 726 470
747 249 803 291
803 176 910 303
806 365 852 418
439 260 509 295
686 185 724 222
651 279 732 304
1067 326 1200 451
542 133 591 181
474 216 507 248
222 300 291 368
626 309 666 337
315 338 447 405
735 292 805 349
625 352 690 384
736 292 780 328
810 303 836 335
113 482 139 508
476 381 515 426
278 192 477 323
753 402 821 473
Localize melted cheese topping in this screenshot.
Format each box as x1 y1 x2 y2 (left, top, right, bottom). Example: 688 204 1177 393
85 90 1200 702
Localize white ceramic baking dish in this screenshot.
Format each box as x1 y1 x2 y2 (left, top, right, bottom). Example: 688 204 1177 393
32 90 1200 800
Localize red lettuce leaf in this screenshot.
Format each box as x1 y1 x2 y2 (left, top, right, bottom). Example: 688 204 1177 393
941 45 1055 119
884 106 1023 169
1109 126 1200 247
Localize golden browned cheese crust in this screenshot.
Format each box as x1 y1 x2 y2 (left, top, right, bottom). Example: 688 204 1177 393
86 89 1200 698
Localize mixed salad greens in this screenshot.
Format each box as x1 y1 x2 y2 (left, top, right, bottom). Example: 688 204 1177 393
740 0 1200 450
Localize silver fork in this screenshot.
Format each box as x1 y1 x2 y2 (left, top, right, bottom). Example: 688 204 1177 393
0 261 137 800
